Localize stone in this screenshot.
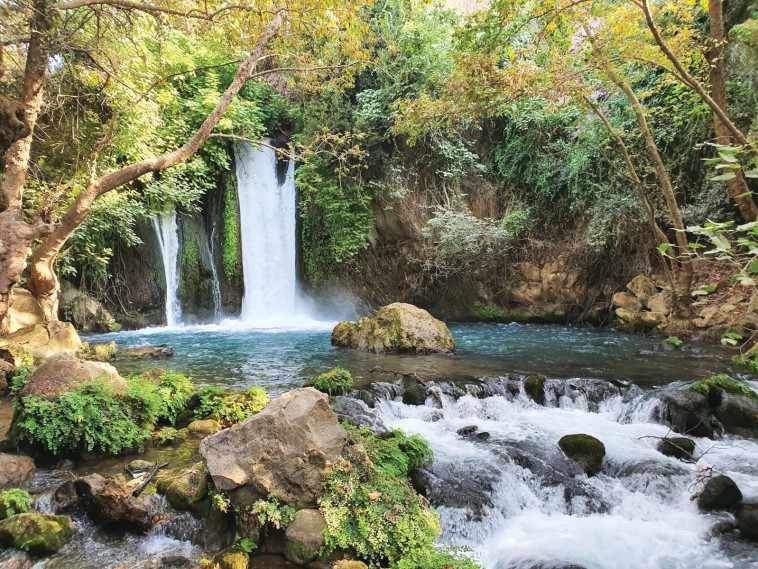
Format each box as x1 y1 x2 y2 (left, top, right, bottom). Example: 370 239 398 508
156 463 209 511
7 289 44 334
524 375 546 405
639 312 667 327
646 291 672 316
200 388 347 509
331 303 454 354
6 321 82 360
58 284 119 333
125 460 155 475
20 352 126 399
615 307 640 322
159 556 195 569
0 454 35 490
87 341 116 362
698 476 743 511
627 275 658 303
216 547 250 569
735 503 758 541
655 386 717 438
612 292 642 312
284 509 326 565
119 344 174 359
0 552 33 569
0 341 30 368
558 434 606 476
188 419 222 435
713 391 758 438
656 437 695 460
51 480 79 514
402 382 427 406
456 425 479 437
694 306 731 328
74 473 152 532
333 563 369 569
139 368 167 382
0 513 73 555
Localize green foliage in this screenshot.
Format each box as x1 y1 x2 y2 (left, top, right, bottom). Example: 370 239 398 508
691 374 758 400
222 175 242 284
237 537 258 553
248 495 296 530
663 336 683 348
310 368 354 396
154 427 180 446
0 489 33 519
194 385 269 428
473 304 508 322
320 425 477 569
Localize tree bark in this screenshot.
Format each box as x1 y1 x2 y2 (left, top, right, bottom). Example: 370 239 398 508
27 11 286 320
706 0 758 222
585 25 694 317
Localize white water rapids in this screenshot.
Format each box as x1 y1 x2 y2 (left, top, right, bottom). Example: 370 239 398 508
152 213 183 327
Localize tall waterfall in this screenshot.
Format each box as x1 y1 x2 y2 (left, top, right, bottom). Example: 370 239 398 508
209 221 223 322
234 142 299 323
152 213 183 327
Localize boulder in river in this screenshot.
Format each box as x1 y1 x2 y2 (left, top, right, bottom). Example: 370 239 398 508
156 463 209 512
74 473 152 532
283 508 326 565
0 513 73 555
656 437 695 460
118 344 174 359
215 546 250 569
200 388 347 509
558 434 606 476
735 503 758 541
0 454 35 490
20 352 125 399
524 375 546 405
331 303 454 354
698 475 743 512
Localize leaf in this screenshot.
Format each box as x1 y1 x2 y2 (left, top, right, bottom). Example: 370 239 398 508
722 338 738 346
657 243 671 254
748 260 758 274
745 170 758 178
712 172 737 181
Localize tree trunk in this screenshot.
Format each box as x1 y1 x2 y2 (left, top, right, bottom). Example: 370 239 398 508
28 11 286 319
706 0 758 222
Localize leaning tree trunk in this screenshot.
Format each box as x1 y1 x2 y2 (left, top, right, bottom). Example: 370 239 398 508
0 0 52 333
706 0 757 222
27 11 286 319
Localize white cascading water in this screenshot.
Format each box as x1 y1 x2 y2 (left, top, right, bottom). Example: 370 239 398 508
234 142 300 324
340 378 758 569
152 213 183 327
208 221 223 322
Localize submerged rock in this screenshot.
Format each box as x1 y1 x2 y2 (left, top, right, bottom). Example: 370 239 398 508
0 454 35 490
74 473 152 532
0 513 73 555
735 503 758 541
20 352 125 399
558 434 606 476
200 388 347 509
331 303 454 354
119 344 174 359
656 437 695 460
698 476 743 512
284 508 326 565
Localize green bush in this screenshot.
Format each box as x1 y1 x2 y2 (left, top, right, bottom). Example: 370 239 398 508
663 336 683 348
309 368 354 396
0 489 33 519
194 385 269 427
319 425 479 569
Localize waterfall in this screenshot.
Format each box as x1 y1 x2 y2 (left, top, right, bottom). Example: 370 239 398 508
209 221 223 322
152 213 182 327
233 142 299 324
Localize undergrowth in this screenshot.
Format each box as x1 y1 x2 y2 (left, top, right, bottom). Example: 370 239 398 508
308 368 354 396
194 385 269 427
0 489 33 519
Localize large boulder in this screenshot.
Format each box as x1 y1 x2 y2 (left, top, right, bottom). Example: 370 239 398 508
558 434 606 476
284 509 326 565
58 283 118 333
612 292 642 313
0 513 73 556
20 352 126 399
74 473 152 532
5 321 82 360
627 275 658 304
200 388 347 509
331 303 454 354
0 454 35 490
698 475 743 511
7 289 44 334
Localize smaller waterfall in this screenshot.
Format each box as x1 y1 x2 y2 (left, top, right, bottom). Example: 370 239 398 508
208 221 223 322
152 213 182 327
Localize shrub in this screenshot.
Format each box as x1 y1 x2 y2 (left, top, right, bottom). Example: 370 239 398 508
310 368 354 396
0 489 33 519
194 385 269 427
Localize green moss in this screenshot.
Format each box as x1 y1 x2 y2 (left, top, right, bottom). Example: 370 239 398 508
691 374 758 403
178 239 201 302
307 368 354 396
473 304 508 322
523 375 546 405
558 434 606 476
194 385 269 428
0 489 33 520
0 513 73 555
223 175 242 284
216 546 250 569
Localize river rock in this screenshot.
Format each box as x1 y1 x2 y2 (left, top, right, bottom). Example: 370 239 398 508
20 352 126 399
284 509 326 565
0 552 33 569
524 375 546 405
331 303 454 354
656 437 695 460
216 547 250 569
74 473 152 532
627 275 658 304
646 291 672 316
639 312 667 327
200 388 347 509
735 503 758 541
7 289 44 334
188 419 221 435
0 454 35 489
653 386 717 438
156 463 209 511
713 391 758 438
0 513 73 555
698 475 743 511
51 480 79 514
6 321 82 360
558 434 606 476
119 344 174 359
612 292 642 313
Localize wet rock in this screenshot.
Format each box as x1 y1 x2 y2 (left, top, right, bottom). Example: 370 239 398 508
119 344 174 359
0 551 33 569
74 473 152 532
201 388 347 509
156 463 209 512
402 382 427 406
524 375 546 405
457 425 479 437
5 321 82 360
20 352 126 399
83 341 116 362
0 513 73 555
713 392 758 438
558 434 606 476
612 292 642 313
216 546 250 569
284 509 326 565
125 460 155 475
735 503 758 541
187 419 221 435
7 289 44 334
0 454 35 489
331 303 454 354
653 387 716 438
698 476 743 511
656 437 695 460
160 556 195 569
709 520 737 537
51 480 79 514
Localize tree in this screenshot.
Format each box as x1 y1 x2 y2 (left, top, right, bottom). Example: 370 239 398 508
0 0 370 330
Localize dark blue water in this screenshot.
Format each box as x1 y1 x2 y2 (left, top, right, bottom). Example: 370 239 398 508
90 322 731 394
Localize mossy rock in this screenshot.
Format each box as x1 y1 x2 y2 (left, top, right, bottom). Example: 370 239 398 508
558 434 606 476
139 368 167 383
156 463 209 512
698 475 743 511
0 513 73 555
215 546 250 569
187 419 221 435
333 562 369 569
656 437 695 460
690 374 757 406
524 375 546 405
306 368 354 396
284 508 326 565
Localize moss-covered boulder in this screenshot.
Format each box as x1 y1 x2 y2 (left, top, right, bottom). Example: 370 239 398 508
402 381 427 406
524 375 546 405
215 546 250 569
0 513 73 555
156 462 209 512
305 368 354 396
284 508 326 565
656 437 695 460
187 419 222 435
698 475 743 511
331 303 454 354
558 434 606 476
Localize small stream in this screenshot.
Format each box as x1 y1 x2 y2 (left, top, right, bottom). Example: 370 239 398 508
4 323 757 569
